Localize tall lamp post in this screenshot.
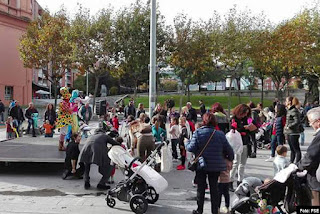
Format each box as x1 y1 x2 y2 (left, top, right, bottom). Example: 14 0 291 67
149 0 157 116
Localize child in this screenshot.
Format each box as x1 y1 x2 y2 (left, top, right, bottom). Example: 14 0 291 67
218 159 232 213
273 145 290 175
108 137 125 184
112 114 119 131
6 116 14 139
177 116 189 170
43 120 54 137
62 133 83 179
169 117 180 160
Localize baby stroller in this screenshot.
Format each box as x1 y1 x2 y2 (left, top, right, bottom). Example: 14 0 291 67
231 165 312 214
105 142 168 214
256 122 272 149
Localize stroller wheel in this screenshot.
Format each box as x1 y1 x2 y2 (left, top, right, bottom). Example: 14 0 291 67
106 196 116 208
130 195 148 214
144 187 159 204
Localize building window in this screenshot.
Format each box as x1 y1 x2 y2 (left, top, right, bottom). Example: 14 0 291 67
5 86 13 100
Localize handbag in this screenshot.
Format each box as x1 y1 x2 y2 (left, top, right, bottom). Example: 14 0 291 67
188 130 216 172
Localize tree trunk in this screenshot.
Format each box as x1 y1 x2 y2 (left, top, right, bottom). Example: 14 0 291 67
93 76 99 113
261 77 264 106
54 80 58 111
187 82 191 102
198 82 201 92
228 77 232 119
236 77 241 104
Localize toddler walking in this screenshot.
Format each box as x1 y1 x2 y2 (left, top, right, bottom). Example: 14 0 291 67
218 159 232 213
6 116 14 139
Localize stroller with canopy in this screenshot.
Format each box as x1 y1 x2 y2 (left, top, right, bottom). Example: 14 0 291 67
231 164 312 214
105 142 168 214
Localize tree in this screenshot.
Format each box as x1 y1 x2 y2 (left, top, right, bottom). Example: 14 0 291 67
19 10 73 109
70 7 116 110
114 0 168 96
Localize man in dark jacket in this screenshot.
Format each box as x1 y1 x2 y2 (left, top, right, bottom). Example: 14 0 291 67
25 102 38 137
186 102 197 123
297 107 320 206
9 100 24 134
124 100 136 119
79 128 120 190
0 99 4 123
199 100 206 117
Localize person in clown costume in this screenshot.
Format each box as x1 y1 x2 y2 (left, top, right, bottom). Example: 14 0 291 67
69 90 81 134
56 87 73 151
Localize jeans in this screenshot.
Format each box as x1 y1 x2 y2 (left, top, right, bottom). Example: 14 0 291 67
300 132 305 146
230 146 248 182
171 139 178 159
13 119 21 135
218 183 230 208
84 163 113 185
288 135 301 163
196 170 220 214
27 119 35 136
271 134 285 157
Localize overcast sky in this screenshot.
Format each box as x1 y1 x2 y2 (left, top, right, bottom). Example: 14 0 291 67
37 0 318 25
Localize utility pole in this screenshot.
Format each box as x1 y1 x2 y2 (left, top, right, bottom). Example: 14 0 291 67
149 0 157 116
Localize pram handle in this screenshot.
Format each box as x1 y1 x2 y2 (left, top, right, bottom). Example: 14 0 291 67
128 157 141 169
155 142 165 150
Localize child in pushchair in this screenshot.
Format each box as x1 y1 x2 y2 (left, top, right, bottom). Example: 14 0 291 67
105 142 168 214
231 165 312 214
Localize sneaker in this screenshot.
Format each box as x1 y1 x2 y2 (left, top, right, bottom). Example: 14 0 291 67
220 207 229 213
192 180 197 188
84 182 91 190
192 210 202 214
176 165 185 170
97 184 111 190
265 157 274 162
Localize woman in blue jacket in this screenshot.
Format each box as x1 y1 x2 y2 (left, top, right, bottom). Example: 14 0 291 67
187 113 234 214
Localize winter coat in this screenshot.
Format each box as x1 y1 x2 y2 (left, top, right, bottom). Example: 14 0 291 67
25 107 38 120
285 106 302 135
275 116 286 136
136 109 145 119
80 106 92 121
214 112 229 134
152 125 166 142
231 116 251 145
9 106 24 122
79 133 120 167
44 109 57 125
187 107 197 123
186 126 234 172
200 104 206 117
298 130 320 191
124 105 136 118
0 102 4 113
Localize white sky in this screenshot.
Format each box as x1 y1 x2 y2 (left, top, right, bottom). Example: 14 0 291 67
37 0 318 25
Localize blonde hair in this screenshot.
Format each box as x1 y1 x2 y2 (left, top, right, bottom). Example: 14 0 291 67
182 106 188 113
292 97 300 106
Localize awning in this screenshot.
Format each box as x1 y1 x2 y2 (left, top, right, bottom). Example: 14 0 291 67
35 90 50 95
32 81 49 90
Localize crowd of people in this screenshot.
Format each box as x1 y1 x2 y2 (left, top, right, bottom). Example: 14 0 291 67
1 93 319 212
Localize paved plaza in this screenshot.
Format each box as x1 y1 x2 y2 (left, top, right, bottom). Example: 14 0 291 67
0 126 314 214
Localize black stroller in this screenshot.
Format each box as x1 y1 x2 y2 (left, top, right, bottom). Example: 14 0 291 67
231 172 312 214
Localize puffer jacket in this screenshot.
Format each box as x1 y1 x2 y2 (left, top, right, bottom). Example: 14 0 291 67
275 116 286 136
186 126 234 172
285 106 301 134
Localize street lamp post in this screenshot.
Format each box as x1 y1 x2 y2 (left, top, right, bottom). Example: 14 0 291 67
149 0 157 116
